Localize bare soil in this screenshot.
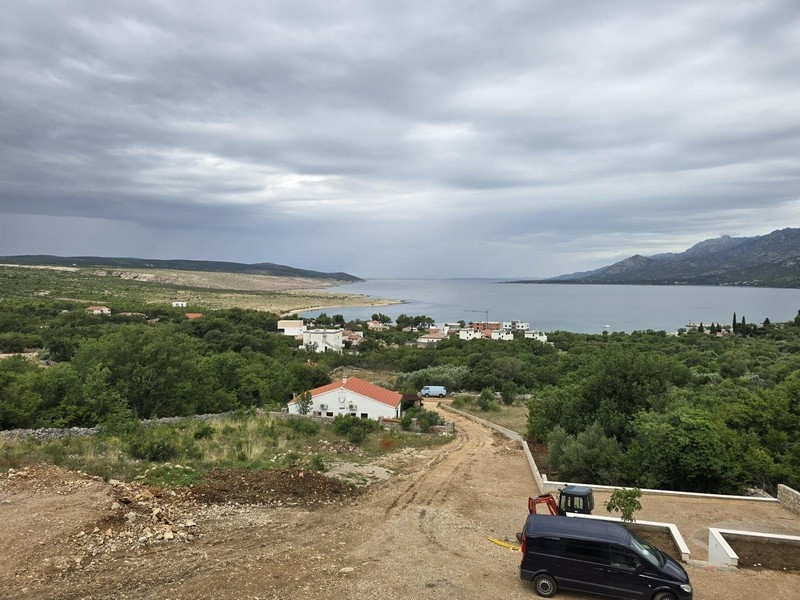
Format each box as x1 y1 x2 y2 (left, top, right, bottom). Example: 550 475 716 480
2 407 799 599
732 539 800 572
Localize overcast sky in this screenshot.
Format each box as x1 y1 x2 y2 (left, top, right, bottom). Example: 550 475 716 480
1 1 799 278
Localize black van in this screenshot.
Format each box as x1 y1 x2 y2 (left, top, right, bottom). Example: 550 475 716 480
519 514 692 600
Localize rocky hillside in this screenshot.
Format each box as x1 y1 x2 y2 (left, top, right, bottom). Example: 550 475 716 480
0 255 362 282
529 228 800 287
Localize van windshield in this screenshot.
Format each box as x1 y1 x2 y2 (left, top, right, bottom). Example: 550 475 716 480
628 530 664 566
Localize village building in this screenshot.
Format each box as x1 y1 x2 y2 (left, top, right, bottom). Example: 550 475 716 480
287 376 402 420
277 319 306 337
490 329 514 341
458 328 482 341
302 328 344 353
524 329 548 343
417 331 447 345
85 306 111 315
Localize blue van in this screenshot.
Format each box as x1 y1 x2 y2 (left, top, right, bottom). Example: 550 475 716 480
519 514 692 599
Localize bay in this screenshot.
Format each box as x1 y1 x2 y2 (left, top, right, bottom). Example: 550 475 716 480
299 280 800 334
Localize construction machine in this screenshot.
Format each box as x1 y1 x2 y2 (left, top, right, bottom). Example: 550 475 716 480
528 485 594 516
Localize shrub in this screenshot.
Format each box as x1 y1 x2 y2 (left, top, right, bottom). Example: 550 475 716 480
193 422 215 440
332 414 379 444
309 453 327 472
128 427 180 462
605 487 642 522
137 463 200 487
477 387 496 411
451 396 466 409
286 416 321 436
401 407 445 432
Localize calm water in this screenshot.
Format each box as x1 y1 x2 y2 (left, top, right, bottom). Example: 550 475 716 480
299 280 800 334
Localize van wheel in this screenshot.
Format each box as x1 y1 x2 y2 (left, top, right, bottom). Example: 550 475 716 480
533 574 557 598
438 393 444 398
652 593 676 600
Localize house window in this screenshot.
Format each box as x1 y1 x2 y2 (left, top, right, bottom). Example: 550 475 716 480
326 412 334 417
349 412 357 417
360 413 369 419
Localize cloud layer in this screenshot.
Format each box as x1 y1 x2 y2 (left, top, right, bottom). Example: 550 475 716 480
1 1 799 277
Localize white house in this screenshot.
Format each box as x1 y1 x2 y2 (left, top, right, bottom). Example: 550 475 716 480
171 301 188 308
502 320 530 331
525 329 548 343
417 331 446 345
302 328 344 352
491 329 514 341
287 377 402 420
458 328 482 341
278 319 306 337
86 306 111 315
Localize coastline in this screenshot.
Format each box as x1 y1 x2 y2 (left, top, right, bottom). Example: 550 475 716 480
286 291 404 316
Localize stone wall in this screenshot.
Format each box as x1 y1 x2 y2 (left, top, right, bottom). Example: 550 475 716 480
778 484 800 516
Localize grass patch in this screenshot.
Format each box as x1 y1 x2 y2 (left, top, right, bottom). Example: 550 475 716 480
0 412 453 487
448 398 529 435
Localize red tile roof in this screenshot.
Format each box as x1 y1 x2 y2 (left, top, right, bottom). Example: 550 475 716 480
306 376 402 408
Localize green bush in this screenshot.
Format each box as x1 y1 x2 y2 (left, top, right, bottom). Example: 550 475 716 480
193 422 215 440
401 407 445 432
477 387 496 411
128 427 180 462
137 463 201 487
332 414 379 444
286 416 321 436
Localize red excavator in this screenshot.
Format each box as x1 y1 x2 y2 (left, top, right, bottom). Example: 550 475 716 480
528 485 594 516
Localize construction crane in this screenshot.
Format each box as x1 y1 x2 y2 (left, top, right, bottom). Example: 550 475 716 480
465 308 489 328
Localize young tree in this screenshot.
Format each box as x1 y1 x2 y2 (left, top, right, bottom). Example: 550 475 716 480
605 487 642 522
296 391 313 415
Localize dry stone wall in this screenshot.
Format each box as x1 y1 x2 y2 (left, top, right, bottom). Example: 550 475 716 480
778 484 800 516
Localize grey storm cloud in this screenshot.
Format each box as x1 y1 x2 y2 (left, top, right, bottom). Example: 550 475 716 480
1 0 799 277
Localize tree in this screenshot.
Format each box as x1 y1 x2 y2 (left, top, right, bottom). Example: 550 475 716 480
625 406 739 493
605 487 642 522
296 391 313 415
477 387 496 411
500 381 518 405
733 312 738 333
371 313 392 325
546 422 622 484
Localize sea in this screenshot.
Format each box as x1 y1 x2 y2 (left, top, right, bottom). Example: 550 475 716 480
298 279 800 334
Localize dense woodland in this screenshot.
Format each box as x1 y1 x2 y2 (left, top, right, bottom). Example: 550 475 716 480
1 296 799 495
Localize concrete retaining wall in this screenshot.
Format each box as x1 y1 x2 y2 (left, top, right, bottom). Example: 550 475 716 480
708 528 800 568
568 513 692 562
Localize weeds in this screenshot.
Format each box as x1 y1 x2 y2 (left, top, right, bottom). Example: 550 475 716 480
0 412 452 488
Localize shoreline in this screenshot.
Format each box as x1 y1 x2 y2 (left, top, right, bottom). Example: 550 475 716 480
286 295 405 316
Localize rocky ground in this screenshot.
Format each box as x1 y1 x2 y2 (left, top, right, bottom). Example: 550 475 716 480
1 407 799 600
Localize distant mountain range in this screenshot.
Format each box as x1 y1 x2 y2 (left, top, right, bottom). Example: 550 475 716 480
0 255 362 282
514 228 800 288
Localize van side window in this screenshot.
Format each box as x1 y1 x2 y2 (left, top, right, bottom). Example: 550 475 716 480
529 536 560 552
563 539 609 564
609 545 639 568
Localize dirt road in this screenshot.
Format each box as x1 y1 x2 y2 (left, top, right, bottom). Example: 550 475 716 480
2 407 798 599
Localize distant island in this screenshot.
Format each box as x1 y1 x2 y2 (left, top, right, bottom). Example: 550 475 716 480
0 255 362 283
509 228 800 288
